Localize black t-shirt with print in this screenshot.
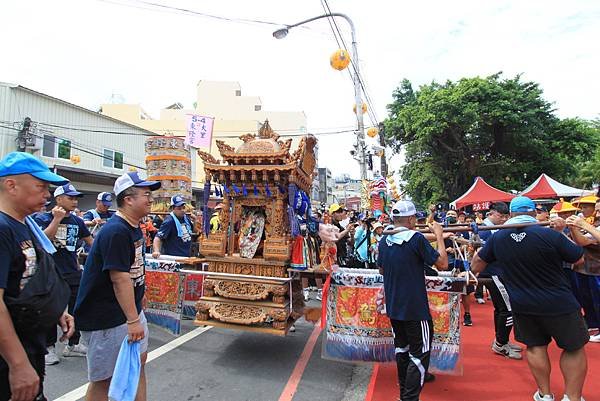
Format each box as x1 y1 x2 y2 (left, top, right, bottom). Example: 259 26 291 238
74 215 145 331
34 212 90 284
0 212 46 367
333 221 349 263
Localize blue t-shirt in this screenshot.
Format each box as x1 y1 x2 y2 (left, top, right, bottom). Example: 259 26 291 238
83 209 114 228
156 214 192 257
0 212 46 365
34 212 90 283
377 232 440 321
74 215 145 331
476 220 503 278
478 225 584 316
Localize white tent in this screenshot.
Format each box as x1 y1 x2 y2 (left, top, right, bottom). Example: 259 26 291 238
520 174 595 199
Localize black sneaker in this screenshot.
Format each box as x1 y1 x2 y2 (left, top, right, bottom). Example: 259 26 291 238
424 372 435 383
463 313 473 326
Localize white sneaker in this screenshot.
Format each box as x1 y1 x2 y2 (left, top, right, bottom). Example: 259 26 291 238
561 395 585 401
589 333 600 343
476 298 485 304
316 289 323 301
508 342 523 352
303 289 310 302
492 341 522 360
45 347 60 365
63 343 87 357
289 324 296 333
533 390 554 401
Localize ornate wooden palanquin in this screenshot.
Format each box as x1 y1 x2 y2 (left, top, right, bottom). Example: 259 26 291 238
194 121 317 335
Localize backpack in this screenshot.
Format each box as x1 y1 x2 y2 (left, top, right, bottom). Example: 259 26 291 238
4 235 70 333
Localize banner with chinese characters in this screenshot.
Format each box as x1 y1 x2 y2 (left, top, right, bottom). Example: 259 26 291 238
322 268 465 375
183 273 204 318
145 269 185 335
185 114 214 149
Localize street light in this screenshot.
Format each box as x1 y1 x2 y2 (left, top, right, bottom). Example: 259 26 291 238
273 13 368 180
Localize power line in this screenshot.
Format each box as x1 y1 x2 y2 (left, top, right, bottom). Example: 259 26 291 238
95 0 281 27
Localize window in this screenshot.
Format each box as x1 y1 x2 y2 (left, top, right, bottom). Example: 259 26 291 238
57 139 71 160
42 134 55 157
254 105 261 111
103 149 123 169
42 135 70 159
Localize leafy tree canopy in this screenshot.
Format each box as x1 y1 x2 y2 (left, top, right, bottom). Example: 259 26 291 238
384 74 599 206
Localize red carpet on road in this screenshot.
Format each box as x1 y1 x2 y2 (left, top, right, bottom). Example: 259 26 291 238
366 301 600 401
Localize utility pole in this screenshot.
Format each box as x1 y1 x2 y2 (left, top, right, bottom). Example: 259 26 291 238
17 117 31 152
379 122 388 177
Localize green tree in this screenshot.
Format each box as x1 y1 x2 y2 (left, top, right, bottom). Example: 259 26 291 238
384 73 599 206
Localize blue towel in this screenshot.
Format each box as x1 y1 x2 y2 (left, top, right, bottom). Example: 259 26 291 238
504 215 537 225
169 212 191 238
26 215 56 254
108 337 141 401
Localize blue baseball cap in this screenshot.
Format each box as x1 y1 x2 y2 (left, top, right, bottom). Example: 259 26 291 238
114 171 160 196
97 192 113 207
54 183 83 198
510 196 536 212
171 195 186 207
0 152 68 185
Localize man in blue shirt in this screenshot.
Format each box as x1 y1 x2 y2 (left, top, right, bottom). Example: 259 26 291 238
473 202 525 359
0 152 75 401
83 192 114 238
472 196 587 401
152 195 192 258
35 183 92 365
377 200 448 401
75 171 159 401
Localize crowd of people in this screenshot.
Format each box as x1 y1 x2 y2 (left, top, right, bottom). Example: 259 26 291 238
1 150 598 401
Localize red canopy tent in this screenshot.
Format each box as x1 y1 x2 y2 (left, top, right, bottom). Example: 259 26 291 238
451 177 515 210
520 173 594 199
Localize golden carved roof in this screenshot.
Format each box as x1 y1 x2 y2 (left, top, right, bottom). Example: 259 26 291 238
210 120 293 164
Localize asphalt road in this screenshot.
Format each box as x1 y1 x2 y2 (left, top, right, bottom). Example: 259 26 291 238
45 299 371 401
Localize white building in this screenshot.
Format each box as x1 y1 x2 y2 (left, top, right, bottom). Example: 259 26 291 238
0 83 155 210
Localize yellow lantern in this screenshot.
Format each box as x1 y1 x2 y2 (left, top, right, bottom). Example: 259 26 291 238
70 155 80 164
388 177 395 185
330 49 351 71
353 102 368 114
367 127 378 138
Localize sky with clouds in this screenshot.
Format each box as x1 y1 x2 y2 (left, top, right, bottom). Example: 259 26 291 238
1 0 599 178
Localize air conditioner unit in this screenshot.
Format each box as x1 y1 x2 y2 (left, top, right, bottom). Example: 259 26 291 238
25 135 43 150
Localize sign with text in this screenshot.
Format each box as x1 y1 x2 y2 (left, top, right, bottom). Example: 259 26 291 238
472 201 491 211
185 114 214 148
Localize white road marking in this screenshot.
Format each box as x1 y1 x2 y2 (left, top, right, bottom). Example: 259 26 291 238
52 325 213 401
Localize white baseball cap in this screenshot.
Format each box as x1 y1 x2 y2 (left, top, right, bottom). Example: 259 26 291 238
391 200 416 217
114 171 160 196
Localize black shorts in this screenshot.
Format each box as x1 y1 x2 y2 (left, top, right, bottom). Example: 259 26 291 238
513 310 589 352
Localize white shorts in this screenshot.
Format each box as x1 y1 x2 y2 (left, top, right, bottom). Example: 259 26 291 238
81 311 149 382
